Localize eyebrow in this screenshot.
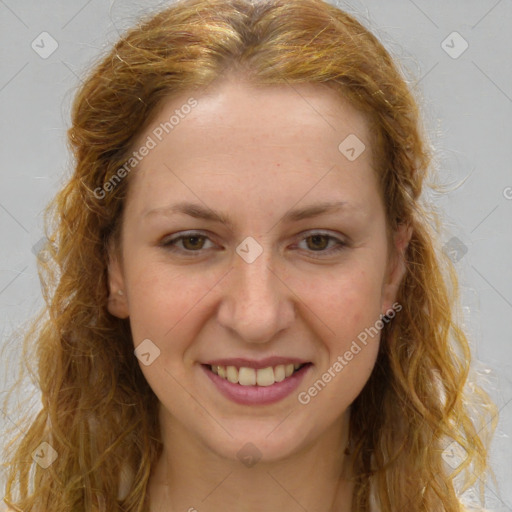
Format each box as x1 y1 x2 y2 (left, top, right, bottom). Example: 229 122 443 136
143 200 352 228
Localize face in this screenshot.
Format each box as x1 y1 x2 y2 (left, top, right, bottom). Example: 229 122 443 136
107 75 410 463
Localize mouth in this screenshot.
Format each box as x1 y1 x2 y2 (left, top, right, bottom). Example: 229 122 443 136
204 362 310 387
200 360 312 405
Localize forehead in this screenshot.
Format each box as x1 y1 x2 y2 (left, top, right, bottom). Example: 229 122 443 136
124 77 378 218
137 77 371 151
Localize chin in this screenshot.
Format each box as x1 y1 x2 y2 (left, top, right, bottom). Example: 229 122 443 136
200 419 314 466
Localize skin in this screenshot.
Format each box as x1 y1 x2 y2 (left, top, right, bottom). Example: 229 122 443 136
107 74 411 511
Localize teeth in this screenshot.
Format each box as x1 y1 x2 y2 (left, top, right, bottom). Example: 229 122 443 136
238 367 256 386
274 364 286 382
226 366 239 384
256 367 274 387
210 363 305 386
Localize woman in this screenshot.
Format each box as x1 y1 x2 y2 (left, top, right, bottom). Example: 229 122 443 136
2 0 497 510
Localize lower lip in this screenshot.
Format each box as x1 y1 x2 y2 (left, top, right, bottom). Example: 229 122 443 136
201 364 312 405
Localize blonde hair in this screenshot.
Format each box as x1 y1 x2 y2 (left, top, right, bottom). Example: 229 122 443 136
2 0 497 510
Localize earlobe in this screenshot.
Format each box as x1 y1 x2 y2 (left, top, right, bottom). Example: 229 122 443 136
381 223 412 314
106 247 130 319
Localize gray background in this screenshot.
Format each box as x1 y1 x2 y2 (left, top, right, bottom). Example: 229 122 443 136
1 0 511 510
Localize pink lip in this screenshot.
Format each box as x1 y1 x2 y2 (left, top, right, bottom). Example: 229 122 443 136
201 363 312 405
202 357 308 370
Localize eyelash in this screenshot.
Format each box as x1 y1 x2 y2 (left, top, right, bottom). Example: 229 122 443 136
159 230 348 259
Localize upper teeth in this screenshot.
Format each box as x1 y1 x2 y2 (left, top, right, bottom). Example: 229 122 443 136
211 363 302 386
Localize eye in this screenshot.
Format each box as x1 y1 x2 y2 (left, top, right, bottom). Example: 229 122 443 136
159 230 348 259
159 231 217 256
295 231 348 258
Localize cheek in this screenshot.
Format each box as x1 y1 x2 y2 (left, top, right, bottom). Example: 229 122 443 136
298 264 383 392
125 266 215 396
299 263 384 332
124 259 215 348
298 272 382 414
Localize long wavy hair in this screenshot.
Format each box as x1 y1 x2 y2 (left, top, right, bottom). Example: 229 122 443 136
2 0 497 510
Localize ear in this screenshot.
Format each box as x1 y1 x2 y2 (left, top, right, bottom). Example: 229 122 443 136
106 240 130 319
380 223 412 314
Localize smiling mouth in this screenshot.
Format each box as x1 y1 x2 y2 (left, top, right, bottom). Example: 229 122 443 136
205 363 310 387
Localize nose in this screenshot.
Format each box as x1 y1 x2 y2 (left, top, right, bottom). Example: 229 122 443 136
216 246 296 344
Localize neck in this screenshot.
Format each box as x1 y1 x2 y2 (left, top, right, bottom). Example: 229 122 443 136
148 408 354 512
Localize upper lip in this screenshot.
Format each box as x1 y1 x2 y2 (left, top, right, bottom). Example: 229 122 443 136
202 357 310 369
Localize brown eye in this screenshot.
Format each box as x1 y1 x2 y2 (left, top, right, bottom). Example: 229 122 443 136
181 235 206 250
296 231 348 259
306 234 330 251
160 231 215 255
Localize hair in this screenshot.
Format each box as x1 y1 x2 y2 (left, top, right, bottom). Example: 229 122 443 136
1 0 497 510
